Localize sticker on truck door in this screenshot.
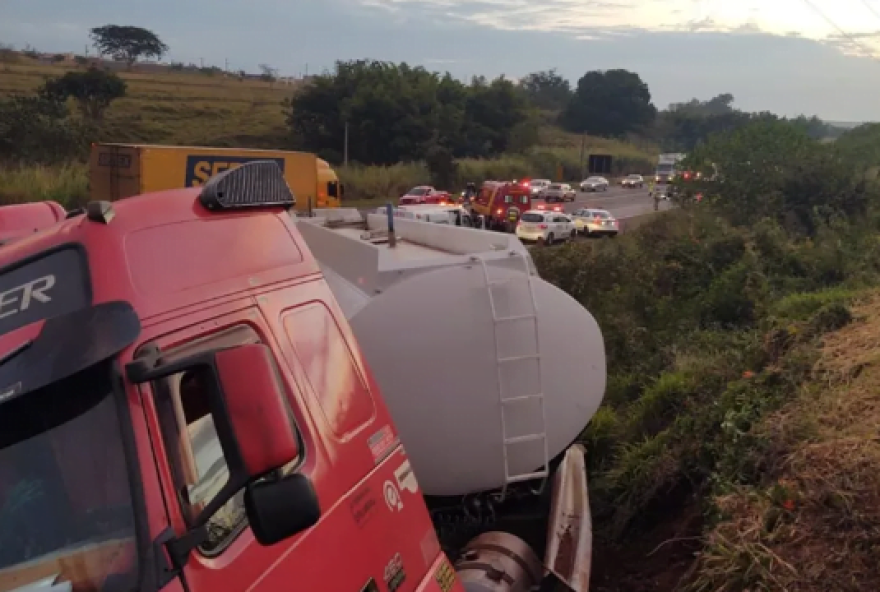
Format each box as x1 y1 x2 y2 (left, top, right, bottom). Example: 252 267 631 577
186 156 286 186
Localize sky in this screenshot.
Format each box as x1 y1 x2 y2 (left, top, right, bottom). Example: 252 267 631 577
2 0 880 121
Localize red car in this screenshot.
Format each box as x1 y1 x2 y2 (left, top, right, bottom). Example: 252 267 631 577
399 185 451 205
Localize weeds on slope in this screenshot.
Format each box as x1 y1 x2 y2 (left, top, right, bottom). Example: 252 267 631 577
531 119 880 590
688 292 880 592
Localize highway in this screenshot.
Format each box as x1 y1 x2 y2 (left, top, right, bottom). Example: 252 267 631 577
532 185 673 219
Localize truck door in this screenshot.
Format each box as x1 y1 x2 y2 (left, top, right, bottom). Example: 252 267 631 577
139 315 369 592
141 302 444 592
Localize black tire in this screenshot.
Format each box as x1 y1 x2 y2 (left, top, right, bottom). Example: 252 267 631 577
570 229 577 240
546 233 555 245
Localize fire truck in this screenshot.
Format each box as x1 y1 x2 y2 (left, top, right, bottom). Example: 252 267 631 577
469 181 534 233
0 163 601 592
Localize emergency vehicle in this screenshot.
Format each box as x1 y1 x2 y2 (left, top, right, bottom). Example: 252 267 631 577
469 181 533 233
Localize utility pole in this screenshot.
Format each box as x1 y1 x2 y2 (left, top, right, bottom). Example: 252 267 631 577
579 133 587 178
344 121 349 167
225 58 229 73
200 57 204 68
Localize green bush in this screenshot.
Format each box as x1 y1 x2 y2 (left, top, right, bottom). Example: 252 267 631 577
531 120 880 551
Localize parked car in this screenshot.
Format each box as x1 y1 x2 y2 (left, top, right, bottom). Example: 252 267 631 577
571 208 619 237
540 183 577 203
529 179 552 196
580 176 609 192
516 209 577 245
621 174 644 188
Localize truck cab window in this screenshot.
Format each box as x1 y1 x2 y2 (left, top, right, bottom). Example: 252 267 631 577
157 366 245 553
152 325 303 555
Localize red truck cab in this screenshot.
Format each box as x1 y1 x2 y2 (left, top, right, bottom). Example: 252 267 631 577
0 164 463 592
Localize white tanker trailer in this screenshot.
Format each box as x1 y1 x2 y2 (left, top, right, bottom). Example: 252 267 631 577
296 208 606 496
296 207 605 590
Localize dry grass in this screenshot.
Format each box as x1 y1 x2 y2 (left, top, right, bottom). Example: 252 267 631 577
0 162 89 207
0 59 292 148
689 291 880 592
0 56 659 202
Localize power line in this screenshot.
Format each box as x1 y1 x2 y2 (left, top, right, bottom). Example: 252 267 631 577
858 0 880 22
798 0 876 55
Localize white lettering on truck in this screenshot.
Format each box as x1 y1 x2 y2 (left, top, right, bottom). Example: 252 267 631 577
0 275 55 319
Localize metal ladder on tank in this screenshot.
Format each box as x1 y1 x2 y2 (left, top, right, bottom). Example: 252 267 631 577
477 251 550 502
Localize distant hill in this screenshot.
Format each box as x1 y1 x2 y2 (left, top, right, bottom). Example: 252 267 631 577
824 120 869 130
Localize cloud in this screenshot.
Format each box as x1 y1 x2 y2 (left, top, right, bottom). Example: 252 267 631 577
1 0 879 121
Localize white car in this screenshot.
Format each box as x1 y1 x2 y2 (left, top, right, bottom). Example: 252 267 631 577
580 176 609 192
515 209 576 245
540 183 576 203
621 174 644 188
528 179 552 196
571 208 619 237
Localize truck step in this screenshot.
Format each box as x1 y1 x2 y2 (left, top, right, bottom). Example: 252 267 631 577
494 313 538 322
501 393 544 403
504 433 546 445
505 470 550 484
498 354 541 363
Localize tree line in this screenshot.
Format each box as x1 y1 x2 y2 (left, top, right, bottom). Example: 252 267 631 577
0 22 857 169
290 63 848 166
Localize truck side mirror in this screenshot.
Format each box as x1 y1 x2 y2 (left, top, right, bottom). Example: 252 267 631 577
212 345 300 481
245 472 320 545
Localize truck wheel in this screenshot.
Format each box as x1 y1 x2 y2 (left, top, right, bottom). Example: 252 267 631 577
546 233 555 245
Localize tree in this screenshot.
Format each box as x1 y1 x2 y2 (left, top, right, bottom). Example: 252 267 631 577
560 69 656 137
285 60 534 165
425 143 457 189
0 95 89 164
687 119 868 232
657 94 751 152
89 25 168 67
519 69 572 111
258 64 277 85
39 67 127 123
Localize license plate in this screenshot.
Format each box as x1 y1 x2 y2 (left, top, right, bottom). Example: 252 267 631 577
521 223 535 230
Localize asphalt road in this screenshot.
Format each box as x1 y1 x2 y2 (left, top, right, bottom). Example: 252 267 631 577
358 186 672 219
533 185 673 218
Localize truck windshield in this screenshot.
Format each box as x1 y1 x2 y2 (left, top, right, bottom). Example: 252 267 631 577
0 360 137 592
657 164 674 173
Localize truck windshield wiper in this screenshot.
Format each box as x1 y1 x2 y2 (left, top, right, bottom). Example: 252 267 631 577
0 339 33 367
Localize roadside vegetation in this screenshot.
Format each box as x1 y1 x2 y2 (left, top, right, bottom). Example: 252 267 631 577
532 118 880 591
6 29 880 590
0 27 851 204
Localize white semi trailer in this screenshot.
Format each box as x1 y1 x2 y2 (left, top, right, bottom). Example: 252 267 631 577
295 207 606 591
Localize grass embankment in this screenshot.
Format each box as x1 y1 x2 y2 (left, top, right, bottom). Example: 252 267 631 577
0 58 657 204
532 200 880 591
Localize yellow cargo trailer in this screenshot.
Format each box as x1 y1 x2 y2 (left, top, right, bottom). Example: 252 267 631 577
89 143 342 210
